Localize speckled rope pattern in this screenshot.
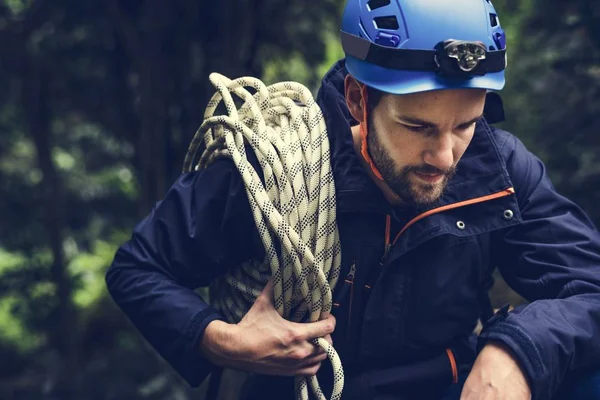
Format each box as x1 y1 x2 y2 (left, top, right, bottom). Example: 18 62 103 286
182 73 344 400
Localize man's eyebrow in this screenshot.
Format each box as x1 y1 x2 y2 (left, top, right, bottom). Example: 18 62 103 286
458 114 484 127
397 116 437 128
397 114 484 128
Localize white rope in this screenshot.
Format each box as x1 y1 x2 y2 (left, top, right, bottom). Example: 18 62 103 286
182 73 344 400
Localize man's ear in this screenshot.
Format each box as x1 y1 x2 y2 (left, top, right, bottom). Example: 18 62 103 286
344 74 366 123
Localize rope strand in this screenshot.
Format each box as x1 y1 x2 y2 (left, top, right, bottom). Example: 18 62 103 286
183 73 344 400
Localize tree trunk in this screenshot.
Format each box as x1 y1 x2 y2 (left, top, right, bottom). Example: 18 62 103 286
107 0 173 214
22 56 80 400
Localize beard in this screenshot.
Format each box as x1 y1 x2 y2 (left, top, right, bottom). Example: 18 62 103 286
366 118 456 207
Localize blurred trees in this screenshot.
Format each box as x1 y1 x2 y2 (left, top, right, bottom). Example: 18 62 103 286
497 0 600 224
0 0 340 398
0 0 598 399
488 0 600 308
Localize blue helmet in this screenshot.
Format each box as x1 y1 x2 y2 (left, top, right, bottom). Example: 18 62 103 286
341 0 507 94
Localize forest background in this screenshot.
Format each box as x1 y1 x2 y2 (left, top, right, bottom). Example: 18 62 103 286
1 0 599 399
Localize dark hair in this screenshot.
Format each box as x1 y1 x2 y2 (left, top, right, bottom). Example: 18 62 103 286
366 86 386 113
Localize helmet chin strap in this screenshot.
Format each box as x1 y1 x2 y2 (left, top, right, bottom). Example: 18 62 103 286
358 84 384 180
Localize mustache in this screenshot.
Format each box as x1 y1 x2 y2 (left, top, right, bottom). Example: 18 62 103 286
404 164 457 177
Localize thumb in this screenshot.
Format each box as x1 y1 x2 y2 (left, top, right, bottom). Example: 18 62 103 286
255 279 276 309
259 278 274 297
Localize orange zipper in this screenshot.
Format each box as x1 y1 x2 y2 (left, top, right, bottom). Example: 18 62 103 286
446 348 459 384
392 187 516 245
385 214 391 248
381 214 392 263
346 261 356 331
366 215 392 291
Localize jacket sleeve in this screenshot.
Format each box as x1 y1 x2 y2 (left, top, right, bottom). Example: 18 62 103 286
105 157 264 387
479 132 600 400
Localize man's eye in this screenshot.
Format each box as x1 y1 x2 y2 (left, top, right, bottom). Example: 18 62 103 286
402 124 428 133
457 122 477 131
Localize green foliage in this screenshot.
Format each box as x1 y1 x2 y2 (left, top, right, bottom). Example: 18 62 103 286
0 1 344 398
3 0 28 15
317 31 346 84
0 250 43 351
0 0 599 398
68 239 119 308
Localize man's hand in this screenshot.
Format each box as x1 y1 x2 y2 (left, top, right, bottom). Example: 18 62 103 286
200 280 335 377
460 342 532 400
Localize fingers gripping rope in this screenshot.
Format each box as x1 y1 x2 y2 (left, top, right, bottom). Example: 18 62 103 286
182 74 344 400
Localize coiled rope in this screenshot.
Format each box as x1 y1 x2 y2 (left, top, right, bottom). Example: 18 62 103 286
182 73 344 400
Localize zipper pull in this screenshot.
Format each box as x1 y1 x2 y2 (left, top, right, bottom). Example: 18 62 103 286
333 260 356 307
381 214 392 266
380 244 392 266
346 261 357 282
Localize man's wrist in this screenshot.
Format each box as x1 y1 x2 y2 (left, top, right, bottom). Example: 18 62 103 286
480 341 521 366
200 320 240 368
481 341 532 390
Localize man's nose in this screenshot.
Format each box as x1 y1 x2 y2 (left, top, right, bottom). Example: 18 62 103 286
423 132 455 172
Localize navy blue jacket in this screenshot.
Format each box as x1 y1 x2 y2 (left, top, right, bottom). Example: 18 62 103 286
106 60 600 400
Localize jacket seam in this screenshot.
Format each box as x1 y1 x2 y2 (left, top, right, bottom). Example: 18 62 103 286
493 128 511 153
479 120 513 191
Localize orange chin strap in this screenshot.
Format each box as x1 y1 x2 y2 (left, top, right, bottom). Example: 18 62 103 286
359 85 384 181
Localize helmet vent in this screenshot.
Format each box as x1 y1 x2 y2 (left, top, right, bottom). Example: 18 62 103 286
367 0 391 11
489 13 499 27
374 16 399 30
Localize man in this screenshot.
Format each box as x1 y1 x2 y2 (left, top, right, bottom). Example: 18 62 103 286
106 0 600 399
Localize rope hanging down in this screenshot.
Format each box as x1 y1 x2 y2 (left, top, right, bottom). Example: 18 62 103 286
182 73 344 400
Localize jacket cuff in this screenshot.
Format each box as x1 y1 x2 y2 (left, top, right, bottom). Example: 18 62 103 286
178 307 226 387
478 319 548 400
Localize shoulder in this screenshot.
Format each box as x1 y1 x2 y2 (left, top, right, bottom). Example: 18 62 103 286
138 153 260 246
488 126 551 205
488 127 527 163
170 147 263 208
176 157 245 200
135 153 264 274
